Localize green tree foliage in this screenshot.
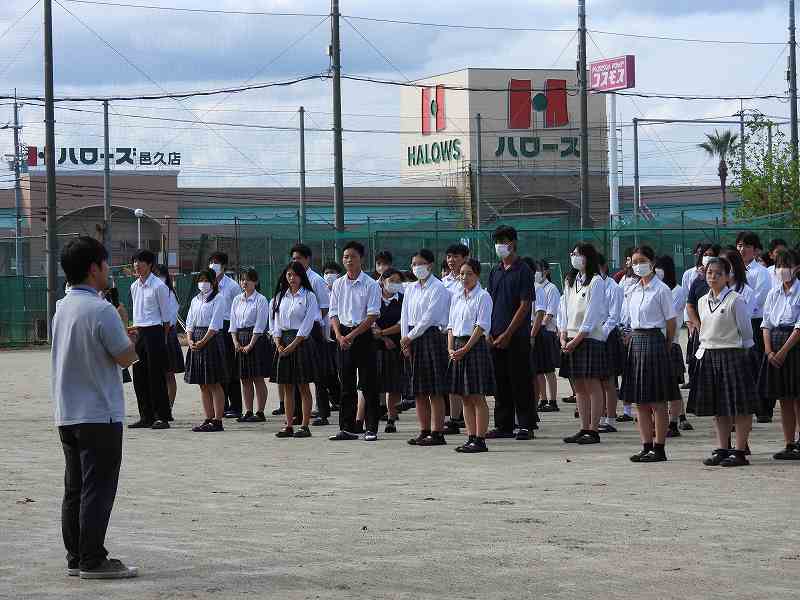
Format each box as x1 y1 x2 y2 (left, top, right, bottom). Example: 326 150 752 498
698 129 738 225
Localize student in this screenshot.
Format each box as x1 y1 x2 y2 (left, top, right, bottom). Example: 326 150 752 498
487 225 536 440
373 268 406 433
271 262 321 438
442 243 469 434
679 243 711 389
598 255 624 433
401 248 452 446
622 246 679 463
129 249 172 430
759 250 800 460
654 255 693 436
689 257 756 467
103 287 132 384
521 256 545 428
184 270 229 432
765 238 789 281
155 264 184 414
208 252 244 419
374 250 394 279
312 261 345 424
720 248 756 313
685 244 721 397
328 241 382 442
532 260 561 413
448 258 495 453
230 269 271 423
53 236 139 579
612 248 633 284
558 242 609 445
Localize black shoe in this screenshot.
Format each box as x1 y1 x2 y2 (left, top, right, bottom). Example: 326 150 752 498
720 451 749 467
515 428 532 441
598 423 618 433
418 432 447 446
237 411 254 422
192 420 222 432
271 406 285 416
78 558 138 580
639 450 667 463
678 418 694 431
548 400 560 412
666 422 681 438
630 448 651 463
384 420 397 434
485 429 516 439
616 414 634 423
293 426 311 438
455 436 475 452
774 445 800 460
329 430 359 441
702 448 729 466
576 431 600 445
408 431 431 445
223 411 241 419
537 400 550 412
460 439 488 453
443 420 461 435
191 419 213 432
128 420 154 429
254 411 267 422
311 417 330 427
563 430 587 444
562 396 576 404
151 420 170 430
275 427 294 438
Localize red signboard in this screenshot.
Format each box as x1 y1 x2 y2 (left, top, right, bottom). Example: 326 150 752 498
508 78 569 129
421 85 446 135
589 55 635 92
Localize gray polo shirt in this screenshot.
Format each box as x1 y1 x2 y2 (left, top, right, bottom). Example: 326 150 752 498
51 285 132 426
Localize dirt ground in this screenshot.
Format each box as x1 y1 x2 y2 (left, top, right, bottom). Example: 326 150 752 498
1 346 799 600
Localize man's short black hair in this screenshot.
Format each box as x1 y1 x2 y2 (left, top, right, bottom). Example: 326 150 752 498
769 238 788 252
290 243 312 259
343 241 365 257
62 236 108 285
413 248 435 264
209 251 229 265
492 225 517 243
323 261 344 275
445 243 470 257
735 231 762 250
464 257 481 276
131 249 156 265
376 250 393 264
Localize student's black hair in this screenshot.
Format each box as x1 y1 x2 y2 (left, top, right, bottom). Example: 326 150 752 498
380 267 402 281
624 246 635 259
208 251 229 266
104 286 120 307
520 256 536 271
565 242 600 287
272 261 313 317
290 243 312 259
239 268 261 291
654 255 678 290
155 263 177 298
768 238 788 252
445 243 470 257
773 249 800 280
61 236 109 285
760 249 775 267
632 245 656 263
492 224 518 243
375 250 393 264
694 243 712 267
719 248 748 293
402 269 417 282
462 257 482 276
705 256 731 277
131 248 156 266
735 231 762 250
535 259 552 282
342 240 365 257
413 248 435 264
440 258 449 276
196 269 219 302
322 261 344 275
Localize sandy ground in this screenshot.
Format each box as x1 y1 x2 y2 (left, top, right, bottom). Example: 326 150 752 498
1 346 799 600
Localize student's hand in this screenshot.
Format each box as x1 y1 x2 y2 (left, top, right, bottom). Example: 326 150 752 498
194 340 206 351
400 336 412 351
233 343 241 353
402 346 412 359
494 332 510 350
276 344 285 354
560 334 568 350
450 347 467 361
564 338 580 354
486 335 495 348
383 337 397 350
127 329 138 343
242 344 253 354
338 334 352 350
768 351 785 367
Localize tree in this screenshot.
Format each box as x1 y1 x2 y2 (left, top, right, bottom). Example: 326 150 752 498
698 130 738 225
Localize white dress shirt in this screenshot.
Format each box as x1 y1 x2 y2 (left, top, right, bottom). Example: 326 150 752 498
165 291 180 326
230 291 269 334
745 259 771 319
762 279 800 330
447 283 493 337
271 287 320 338
681 266 700 292
623 276 676 330
328 271 382 327
186 292 226 332
441 272 464 296
216 274 241 321
130 272 170 327
307 269 331 311
535 281 561 333
671 285 687 331
602 277 625 338
401 275 452 340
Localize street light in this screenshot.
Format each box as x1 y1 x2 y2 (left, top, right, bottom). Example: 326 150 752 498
134 208 144 249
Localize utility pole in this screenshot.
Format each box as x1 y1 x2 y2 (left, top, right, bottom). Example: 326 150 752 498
608 93 619 268
44 0 58 340
475 113 482 231
790 0 799 174
739 101 746 180
299 106 306 242
632 118 640 245
103 100 112 262
331 0 345 236
578 0 590 229
12 96 23 276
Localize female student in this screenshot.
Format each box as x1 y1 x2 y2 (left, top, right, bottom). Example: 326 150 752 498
156 264 184 414
184 269 229 432
622 245 679 463
230 269 272 423
599 255 624 433
532 260 561 413
759 250 800 460
558 242 610 445
689 257 756 467
685 244 721 395
271 261 321 439
372 268 406 433
448 258 495 453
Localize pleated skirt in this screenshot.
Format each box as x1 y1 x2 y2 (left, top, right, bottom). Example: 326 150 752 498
184 327 230 385
235 327 274 380
605 328 626 378
531 329 561 374
757 327 800 402
671 342 685 384
448 336 496 397
620 330 681 405
274 329 321 385
408 327 449 396
166 326 185 374
688 348 756 417
376 343 408 394
559 337 608 380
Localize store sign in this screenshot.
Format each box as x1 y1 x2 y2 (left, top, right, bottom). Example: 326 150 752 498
26 145 181 167
589 55 636 92
508 78 569 129
421 85 446 135
494 136 579 158
407 138 462 166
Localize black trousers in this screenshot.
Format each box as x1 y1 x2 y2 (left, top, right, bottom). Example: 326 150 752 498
338 327 379 433
315 342 341 418
491 335 533 432
221 320 243 415
132 325 170 422
59 422 123 570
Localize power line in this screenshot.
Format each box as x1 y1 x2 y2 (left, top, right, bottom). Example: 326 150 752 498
589 28 784 46
0 0 40 45
59 0 328 18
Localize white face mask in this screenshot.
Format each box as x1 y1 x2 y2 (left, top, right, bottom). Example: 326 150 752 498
655 268 665 281
412 265 430 280
324 273 338 287
776 267 796 282
198 281 212 294
632 263 652 278
495 243 512 259
209 263 222 275
570 255 586 271
534 272 545 285
384 282 404 295
701 255 713 267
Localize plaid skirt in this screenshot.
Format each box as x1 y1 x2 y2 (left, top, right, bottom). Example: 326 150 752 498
559 337 608 380
274 329 321 385
531 330 561 374
166 326 185 374
408 327 449 396
235 327 274 380
621 330 681 405
376 342 408 394
448 336 495 397
688 348 756 417
605 328 625 378
671 342 685 384
184 327 230 385
757 327 800 401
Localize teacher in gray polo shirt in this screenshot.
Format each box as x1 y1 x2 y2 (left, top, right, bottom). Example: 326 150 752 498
51 236 139 580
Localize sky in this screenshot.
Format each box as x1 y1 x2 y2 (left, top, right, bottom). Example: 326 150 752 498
0 0 793 195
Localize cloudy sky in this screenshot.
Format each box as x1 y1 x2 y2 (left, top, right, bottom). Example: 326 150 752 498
0 0 792 194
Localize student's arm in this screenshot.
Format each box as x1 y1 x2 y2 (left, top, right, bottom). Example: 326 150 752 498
568 277 605 351
406 285 447 341
733 296 755 350
99 304 138 368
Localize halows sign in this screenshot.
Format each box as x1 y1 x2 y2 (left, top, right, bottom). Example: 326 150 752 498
26 146 181 167
409 85 462 166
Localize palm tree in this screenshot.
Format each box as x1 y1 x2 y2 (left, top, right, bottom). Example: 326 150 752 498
698 130 738 224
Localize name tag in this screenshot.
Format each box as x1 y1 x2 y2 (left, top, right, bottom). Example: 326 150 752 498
695 347 705 360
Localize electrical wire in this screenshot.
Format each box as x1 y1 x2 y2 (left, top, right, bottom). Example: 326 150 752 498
0 0 41 44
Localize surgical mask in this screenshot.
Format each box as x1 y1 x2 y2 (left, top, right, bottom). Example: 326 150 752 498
701 256 713 267
776 267 796 282
209 263 222 275
198 281 212 294
570 255 586 271
534 272 545 285
655 268 665 281
495 243 511 259
412 265 430 280
384 282 404 295
632 263 652 278
324 273 338 287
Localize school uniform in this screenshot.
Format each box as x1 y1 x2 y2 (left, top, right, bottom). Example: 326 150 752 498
184 291 229 385
271 288 321 385
758 279 800 402
620 277 680 405
447 283 495 396
230 291 272 380
746 259 771 355
305 269 335 418
129 272 171 424
681 266 700 322
217 274 243 415
669 284 687 383
441 272 464 297
557 273 609 381
165 291 185 375
375 293 407 394
685 277 710 383
603 277 626 379
688 288 756 417
531 280 561 374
